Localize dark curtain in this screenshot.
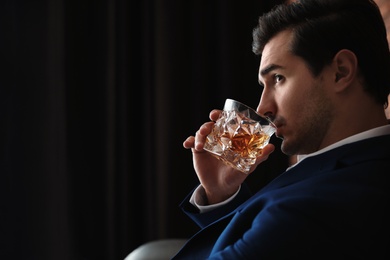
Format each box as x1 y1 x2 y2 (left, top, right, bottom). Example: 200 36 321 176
0 0 288 259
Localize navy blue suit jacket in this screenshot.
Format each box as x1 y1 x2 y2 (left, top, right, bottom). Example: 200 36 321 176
173 135 390 259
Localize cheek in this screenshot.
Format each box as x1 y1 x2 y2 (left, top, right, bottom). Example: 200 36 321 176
277 88 308 118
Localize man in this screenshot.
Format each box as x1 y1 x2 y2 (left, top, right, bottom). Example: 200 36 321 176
177 0 390 259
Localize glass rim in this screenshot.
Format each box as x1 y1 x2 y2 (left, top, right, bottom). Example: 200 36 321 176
224 98 273 125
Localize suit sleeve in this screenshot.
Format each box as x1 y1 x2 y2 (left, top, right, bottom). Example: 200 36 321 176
179 183 253 228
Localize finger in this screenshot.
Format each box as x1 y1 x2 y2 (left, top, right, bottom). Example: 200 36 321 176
261 143 275 156
183 136 195 149
194 121 215 151
209 109 222 121
255 144 275 163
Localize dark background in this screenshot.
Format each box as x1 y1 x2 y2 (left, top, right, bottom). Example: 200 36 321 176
0 0 289 259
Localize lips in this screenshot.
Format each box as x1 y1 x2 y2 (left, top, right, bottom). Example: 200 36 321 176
267 117 284 138
275 129 283 138
273 123 283 138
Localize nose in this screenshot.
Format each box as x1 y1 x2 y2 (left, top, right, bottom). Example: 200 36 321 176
256 89 275 120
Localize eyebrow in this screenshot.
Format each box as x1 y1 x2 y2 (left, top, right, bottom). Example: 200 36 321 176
260 64 283 76
258 64 284 86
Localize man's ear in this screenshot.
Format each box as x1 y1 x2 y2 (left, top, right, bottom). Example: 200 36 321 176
332 49 358 91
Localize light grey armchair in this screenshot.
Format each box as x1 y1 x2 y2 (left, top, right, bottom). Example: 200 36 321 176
124 238 187 260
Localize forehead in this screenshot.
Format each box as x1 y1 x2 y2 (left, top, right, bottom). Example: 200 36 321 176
260 30 295 71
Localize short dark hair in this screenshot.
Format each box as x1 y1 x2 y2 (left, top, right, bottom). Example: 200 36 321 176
252 0 390 106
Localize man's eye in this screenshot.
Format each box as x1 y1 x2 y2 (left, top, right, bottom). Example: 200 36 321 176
275 74 284 83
